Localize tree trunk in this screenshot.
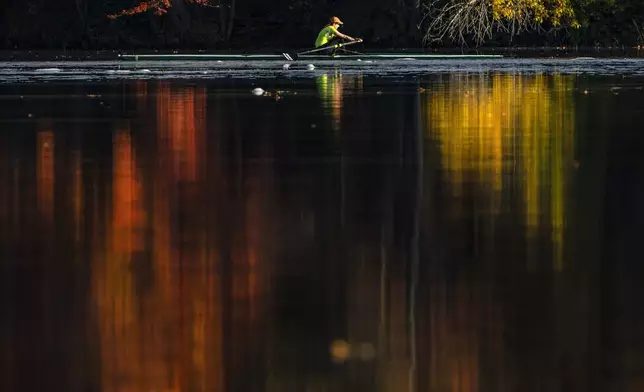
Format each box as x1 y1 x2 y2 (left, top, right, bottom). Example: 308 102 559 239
219 0 236 42
226 0 235 41
73 0 89 47
170 0 191 42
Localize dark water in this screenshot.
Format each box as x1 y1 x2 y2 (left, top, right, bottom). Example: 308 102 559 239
2 58 644 82
1 67 644 392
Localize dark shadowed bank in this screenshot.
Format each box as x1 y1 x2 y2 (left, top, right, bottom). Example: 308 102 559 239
2 0 644 50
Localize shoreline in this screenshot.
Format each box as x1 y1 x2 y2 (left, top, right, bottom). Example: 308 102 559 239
2 47 644 61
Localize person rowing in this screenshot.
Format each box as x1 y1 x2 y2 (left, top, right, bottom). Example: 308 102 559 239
314 16 362 54
281 17 362 60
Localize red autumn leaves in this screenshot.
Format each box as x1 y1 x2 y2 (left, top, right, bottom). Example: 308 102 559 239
107 0 211 19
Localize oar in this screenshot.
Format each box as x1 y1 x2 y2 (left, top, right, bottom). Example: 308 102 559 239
282 44 341 61
282 40 363 61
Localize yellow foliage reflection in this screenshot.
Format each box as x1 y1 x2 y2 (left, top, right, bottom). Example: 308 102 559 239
424 73 575 271
317 72 344 131
316 72 363 131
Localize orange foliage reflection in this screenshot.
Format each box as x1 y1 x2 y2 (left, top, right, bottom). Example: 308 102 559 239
72 151 83 243
37 129 54 223
93 127 151 392
92 83 271 392
156 82 205 182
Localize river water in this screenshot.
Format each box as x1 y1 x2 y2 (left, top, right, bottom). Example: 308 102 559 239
1 58 644 392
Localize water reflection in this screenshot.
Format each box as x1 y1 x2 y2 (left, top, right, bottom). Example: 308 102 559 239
37 128 54 223
0 73 642 392
420 73 580 392
316 71 364 131
424 74 576 271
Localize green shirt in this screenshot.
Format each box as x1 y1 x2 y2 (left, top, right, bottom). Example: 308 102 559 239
315 25 339 48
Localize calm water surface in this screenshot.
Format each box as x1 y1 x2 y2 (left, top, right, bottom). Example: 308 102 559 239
1 67 644 392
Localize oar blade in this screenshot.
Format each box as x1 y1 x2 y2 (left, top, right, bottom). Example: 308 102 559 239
282 52 298 61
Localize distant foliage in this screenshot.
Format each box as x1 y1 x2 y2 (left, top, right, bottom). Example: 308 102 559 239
491 0 577 27
2 0 644 49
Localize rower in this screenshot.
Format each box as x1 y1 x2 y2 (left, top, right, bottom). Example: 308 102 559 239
314 16 361 54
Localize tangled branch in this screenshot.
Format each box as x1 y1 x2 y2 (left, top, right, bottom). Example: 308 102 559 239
420 0 569 46
420 0 495 46
634 19 644 45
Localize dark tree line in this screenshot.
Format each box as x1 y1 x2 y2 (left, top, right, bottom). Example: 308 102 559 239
2 0 644 50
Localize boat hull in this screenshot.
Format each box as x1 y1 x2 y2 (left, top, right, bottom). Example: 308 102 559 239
118 53 503 61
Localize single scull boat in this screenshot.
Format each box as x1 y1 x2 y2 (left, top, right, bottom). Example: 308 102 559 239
119 41 502 61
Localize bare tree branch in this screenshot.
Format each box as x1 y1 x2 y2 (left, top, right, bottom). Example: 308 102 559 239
420 0 547 46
